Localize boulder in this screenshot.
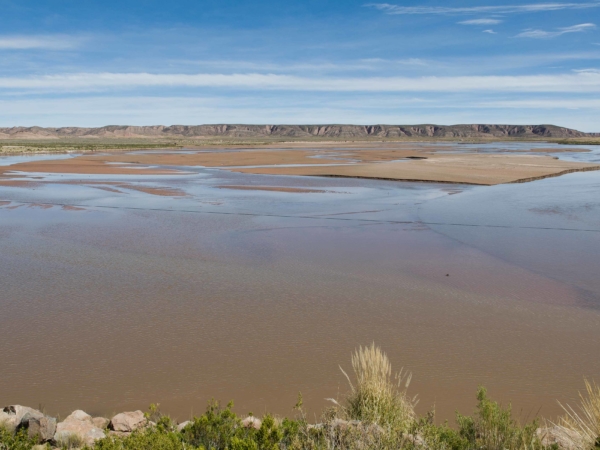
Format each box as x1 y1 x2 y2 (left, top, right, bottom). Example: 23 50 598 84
27 416 57 443
177 420 190 432
536 426 583 450
0 405 44 433
54 410 106 447
241 416 262 429
109 410 147 433
92 417 110 430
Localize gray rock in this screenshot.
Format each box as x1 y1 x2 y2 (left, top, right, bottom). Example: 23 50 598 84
0 405 44 433
241 416 262 429
536 426 583 450
109 410 147 433
28 416 57 443
92 417 110 430
54 410 106 447
177 421 190 432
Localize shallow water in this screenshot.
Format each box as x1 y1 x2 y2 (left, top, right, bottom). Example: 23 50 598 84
0 143 599 423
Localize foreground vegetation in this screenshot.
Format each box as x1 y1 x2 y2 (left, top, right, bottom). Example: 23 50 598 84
2 344 599 449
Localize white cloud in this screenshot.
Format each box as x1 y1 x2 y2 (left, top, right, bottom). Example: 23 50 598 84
368 2 600 15
1 71 600 93
0 35 80 50
459 19 503 25
367 2 600 15
516 23 596 38
478 98 600 108
483 30 498 34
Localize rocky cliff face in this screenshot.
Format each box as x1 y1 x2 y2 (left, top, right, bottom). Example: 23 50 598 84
0 124 592 139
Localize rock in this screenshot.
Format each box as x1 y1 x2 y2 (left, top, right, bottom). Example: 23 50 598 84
330 418 350 430
109 430 130 438
27 416 57 443
405 433 426 447
109 410 147 433
536 426 583 450
1 405 44 433
241 416 262 429
54 410 106 447
92 417 110 430
177 421 190 432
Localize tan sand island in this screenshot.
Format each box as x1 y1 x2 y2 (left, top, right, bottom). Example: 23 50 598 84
0 143 599 186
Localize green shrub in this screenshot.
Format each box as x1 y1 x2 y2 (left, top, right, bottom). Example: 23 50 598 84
92 427 188 450
456 387 541 450
0 426 38 450
180 401 249 450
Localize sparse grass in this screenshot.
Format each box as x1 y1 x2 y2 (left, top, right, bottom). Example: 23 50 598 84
57 433 86 449
338 343 416 432
554 379 600 450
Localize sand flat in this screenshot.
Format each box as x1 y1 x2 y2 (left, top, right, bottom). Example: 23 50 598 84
231 154 600 185
92 150 344 167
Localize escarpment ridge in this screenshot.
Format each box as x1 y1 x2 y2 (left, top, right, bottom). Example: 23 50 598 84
0 124 597 140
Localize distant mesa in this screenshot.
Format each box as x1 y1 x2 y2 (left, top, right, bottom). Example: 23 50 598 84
0 124 596 140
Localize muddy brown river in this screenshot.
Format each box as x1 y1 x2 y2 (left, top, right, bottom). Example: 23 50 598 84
0 143 599 423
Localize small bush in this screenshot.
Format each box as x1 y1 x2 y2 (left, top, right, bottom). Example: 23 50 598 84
0 426 38 450
456 386 541 450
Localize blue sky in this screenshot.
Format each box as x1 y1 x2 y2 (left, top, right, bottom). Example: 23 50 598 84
1 0 599 131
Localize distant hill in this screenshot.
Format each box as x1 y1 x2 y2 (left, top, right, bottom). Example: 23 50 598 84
0 124 594 140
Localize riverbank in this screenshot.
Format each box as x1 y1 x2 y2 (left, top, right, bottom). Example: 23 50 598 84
2 345 598 449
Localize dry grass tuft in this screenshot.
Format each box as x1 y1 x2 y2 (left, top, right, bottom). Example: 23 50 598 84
555 379 600 449
337 343 416 431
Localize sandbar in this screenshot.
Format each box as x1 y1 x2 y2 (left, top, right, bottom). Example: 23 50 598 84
230 154 600 185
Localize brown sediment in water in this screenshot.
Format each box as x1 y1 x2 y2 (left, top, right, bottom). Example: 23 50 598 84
0 179 43 188
0 201 10 206
28 203 53 209
61 205 86 211
0 156 185 175
218 185 328 193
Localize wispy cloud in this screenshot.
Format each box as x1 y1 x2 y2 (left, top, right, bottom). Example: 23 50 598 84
483 30 498 34
367 2 600 15
459 19 503 25
516 23 596 38
173 58 429 72
0 35 81 50
1 71 600 93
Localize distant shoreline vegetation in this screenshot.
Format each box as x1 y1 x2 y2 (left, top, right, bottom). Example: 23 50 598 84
1 344 599 449
1 136 599 155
